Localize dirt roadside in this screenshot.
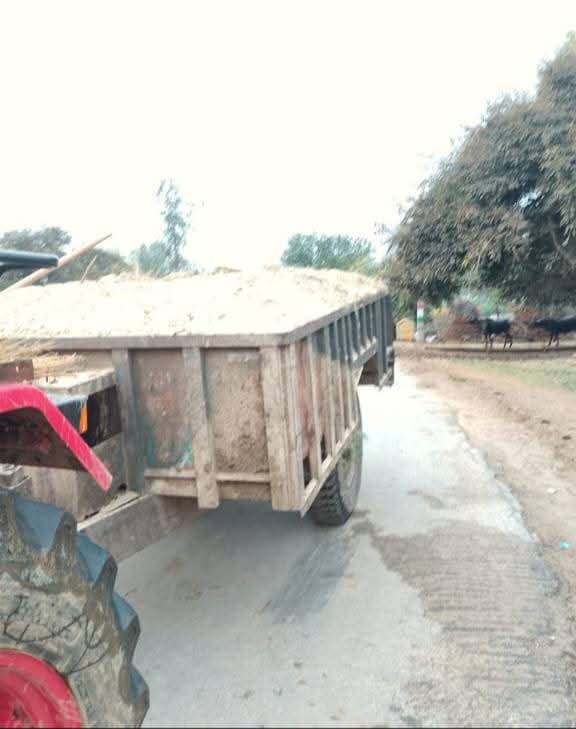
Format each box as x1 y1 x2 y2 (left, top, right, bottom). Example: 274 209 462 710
400 348 576 653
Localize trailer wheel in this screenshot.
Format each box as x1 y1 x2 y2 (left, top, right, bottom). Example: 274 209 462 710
310 394 363 526
0 491 149 728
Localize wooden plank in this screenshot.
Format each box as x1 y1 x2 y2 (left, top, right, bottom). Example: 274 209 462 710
217 471 270 483
112 349 145 492
374 300 385 384
361 305 368 347
0 359 34 383
34 333 287 351
147 477 197 497
357 308 365 350
381 297 390 374
284 343 305 507
260 346 297 510
145 467 196 479
323 327 336 456
350 308 360 356
39 368 115 397
300 423 358 515
365 303 372 340
148 476 271 500
204 349 268 474
182 347 219 508
220 483 270 501
146 468 269 484
332 321 346 441
385 295 395 345
343 316 355 427
306 336 322 480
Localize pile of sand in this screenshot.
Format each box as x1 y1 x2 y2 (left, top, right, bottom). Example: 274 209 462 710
0 267 387 339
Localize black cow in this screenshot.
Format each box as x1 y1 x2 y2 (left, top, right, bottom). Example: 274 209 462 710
529 317 576 348
468 318 513 351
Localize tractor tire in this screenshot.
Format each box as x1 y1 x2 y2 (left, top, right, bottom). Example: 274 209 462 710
309 394 363 526
0 491 149 728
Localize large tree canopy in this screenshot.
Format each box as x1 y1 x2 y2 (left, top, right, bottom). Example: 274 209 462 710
391 35 576 306
281 233 378 274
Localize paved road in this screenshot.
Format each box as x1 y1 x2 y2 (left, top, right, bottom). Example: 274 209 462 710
118 366 573 728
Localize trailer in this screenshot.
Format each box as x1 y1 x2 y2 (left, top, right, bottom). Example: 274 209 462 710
11 287 393 517
0 261 394 727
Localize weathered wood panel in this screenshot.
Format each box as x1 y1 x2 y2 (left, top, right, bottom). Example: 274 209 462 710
182 347 219 508
305 335 322 480
203 349 268 473
112 350 145 492
261 346 299 510
284 343 305 502
322 327 336 455
330 321 345 443
130 349 193 470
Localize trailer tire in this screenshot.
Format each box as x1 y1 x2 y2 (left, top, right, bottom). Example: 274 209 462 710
310 394 363 526
0 491 149 728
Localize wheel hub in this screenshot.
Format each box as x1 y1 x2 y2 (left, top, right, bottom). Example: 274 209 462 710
0 650 83 728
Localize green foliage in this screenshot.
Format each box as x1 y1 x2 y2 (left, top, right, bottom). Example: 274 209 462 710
133 179 192 277
458 287 510 317
391 35 576 306
281 233 378 274
0 227 130 290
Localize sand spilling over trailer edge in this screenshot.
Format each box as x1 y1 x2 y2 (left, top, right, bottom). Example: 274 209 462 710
0 267 387 339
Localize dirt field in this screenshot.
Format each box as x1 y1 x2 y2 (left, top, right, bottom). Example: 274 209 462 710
400 346 576 658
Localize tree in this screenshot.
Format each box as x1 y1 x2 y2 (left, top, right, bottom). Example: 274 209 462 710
0 227 130 290
281 233 378 275
132 179 192 277
391 35 576 307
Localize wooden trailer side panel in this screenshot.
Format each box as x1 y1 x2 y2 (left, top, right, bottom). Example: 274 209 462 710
118 347 275 507
289 305 383 514
204 349 268 474
98 294 393 513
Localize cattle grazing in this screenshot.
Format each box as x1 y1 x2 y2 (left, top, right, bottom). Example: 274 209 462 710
529 317 576 348
468 317 513 351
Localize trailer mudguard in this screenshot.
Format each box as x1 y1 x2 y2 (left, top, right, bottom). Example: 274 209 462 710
0 384 112 490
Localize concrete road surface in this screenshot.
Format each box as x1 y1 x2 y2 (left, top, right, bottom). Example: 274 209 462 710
118 367 573 728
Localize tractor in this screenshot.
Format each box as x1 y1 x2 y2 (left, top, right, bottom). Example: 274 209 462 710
0 251 148 728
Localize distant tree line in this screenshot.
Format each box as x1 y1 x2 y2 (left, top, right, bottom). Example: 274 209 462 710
0 227 129 290
0 177 193 289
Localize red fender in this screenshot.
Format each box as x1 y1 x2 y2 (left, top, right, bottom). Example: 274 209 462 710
0 384 111 491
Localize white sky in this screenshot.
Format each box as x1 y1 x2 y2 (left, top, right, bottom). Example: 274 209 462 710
0 0 574 268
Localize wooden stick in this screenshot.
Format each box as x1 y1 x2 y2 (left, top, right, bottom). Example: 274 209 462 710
4 234 112 291
80 254 99 283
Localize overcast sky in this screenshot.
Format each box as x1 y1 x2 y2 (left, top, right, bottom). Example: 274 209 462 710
0 1 573 268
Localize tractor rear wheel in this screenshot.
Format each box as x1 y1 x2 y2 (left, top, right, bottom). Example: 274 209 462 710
0 491 149 728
